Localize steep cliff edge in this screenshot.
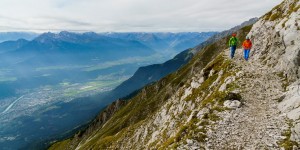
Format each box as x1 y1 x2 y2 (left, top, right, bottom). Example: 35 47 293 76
50 0 300 149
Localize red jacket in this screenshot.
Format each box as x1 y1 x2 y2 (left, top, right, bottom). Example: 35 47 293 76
243 40 252 49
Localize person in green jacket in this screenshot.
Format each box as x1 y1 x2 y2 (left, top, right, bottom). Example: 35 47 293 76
229 33 238 59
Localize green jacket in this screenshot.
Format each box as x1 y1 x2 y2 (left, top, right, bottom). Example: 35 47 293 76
229 37 238 46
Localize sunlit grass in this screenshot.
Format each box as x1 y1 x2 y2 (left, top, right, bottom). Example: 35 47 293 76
63 79 126 97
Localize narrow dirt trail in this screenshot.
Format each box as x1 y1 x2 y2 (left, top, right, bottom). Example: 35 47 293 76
207 49 288 149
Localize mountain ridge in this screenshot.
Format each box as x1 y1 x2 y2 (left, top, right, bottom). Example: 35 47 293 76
102 32 217 53
0 32 155 67
0 32 38 43
0 39 29 54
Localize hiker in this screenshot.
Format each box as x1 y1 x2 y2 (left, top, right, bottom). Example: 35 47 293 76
242 37 252 61
228 33 238 59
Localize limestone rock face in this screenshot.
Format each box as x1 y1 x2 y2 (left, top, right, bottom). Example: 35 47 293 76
248 0 300 81
279 82 300 143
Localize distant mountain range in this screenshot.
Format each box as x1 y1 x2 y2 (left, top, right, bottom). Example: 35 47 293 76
0 32 154 67
0 31 216 67
102 32 216 53
0 32 38 43
0 39 29 54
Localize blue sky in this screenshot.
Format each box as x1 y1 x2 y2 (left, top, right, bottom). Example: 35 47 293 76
0 0 282 32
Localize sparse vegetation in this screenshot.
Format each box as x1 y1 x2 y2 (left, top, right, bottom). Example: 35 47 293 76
282 19 288 28
264 0 300 22
278 120 299 150
49 139 71 150
270 12 280 21
277 71 290 92
289 0 300 15
264 11 272 20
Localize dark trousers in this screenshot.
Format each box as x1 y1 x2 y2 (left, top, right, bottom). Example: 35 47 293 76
230 46 237 58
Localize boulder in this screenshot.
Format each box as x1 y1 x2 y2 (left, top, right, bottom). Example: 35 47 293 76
219 76 236 92
224 100 241 109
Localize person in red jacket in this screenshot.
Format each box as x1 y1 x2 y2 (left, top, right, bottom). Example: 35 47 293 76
242 37 252 61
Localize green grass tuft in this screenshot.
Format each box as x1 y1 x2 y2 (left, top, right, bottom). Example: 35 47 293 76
278 120 299 150
270 13 280 21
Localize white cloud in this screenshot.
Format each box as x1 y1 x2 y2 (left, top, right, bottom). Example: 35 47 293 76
0 0 283 32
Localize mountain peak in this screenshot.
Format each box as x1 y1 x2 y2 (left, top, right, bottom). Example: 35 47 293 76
82 32 98 36
58 31 74 36
16 38 28 42
34 32 57 43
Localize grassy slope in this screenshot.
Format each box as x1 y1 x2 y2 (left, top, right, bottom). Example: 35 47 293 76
49 25 252 150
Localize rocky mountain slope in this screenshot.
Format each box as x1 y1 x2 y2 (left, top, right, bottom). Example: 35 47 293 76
50 0 300 149
0 39 29 54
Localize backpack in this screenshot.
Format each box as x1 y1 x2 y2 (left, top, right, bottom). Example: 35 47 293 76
243 40 252 49
229 37 238 46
